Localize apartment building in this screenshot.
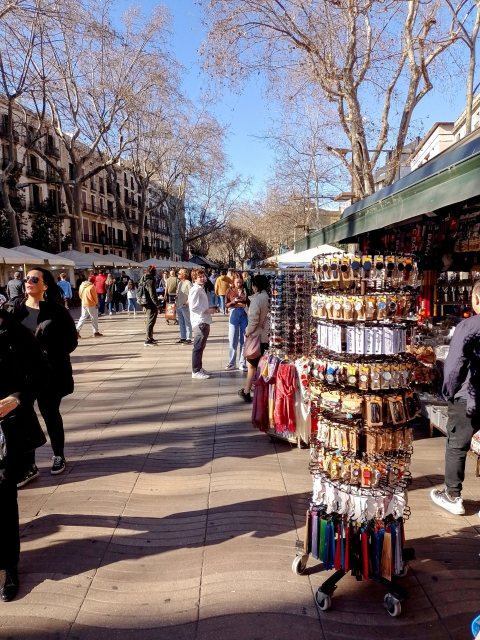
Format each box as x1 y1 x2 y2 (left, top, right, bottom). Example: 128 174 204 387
0 102 184 261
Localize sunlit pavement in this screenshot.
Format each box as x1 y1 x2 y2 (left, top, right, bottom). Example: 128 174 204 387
1 310 478 639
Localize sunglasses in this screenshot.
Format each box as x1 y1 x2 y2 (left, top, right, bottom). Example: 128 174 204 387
26 275 41 283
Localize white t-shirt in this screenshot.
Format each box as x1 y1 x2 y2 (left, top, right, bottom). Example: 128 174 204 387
188 284 211 328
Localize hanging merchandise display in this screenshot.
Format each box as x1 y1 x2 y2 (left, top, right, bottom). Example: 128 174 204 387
252 269 313 446
292 252 420 618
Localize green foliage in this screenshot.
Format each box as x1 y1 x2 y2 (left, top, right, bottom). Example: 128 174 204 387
0 210 12 246
25 199 62 253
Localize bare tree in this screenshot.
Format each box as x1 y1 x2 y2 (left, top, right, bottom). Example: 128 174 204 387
0 0 52 245
200 0 459 199
35 1 171 249
446 0 480 135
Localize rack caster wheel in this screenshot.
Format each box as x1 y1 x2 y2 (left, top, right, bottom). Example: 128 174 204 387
291 554 308 575
396 564 409 578
384 593 402 617
315 590 332 612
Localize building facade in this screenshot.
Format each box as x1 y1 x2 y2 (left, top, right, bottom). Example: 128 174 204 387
0 102 185 261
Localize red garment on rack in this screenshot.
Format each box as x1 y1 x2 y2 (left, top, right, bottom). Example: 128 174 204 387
252 358 269 432
274 363 296 433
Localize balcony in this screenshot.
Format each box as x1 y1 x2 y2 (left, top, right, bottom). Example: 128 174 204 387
26 166 45 180
82 233 99 244
83 203 101 214
45 143 60 159
1 159 22 173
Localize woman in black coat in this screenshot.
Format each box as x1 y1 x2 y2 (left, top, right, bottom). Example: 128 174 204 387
8 267 78 484
0 308 48 601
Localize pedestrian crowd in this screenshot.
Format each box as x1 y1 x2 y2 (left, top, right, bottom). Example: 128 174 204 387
0 265 479 606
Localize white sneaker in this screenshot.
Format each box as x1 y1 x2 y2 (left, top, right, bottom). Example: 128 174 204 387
430 488 465 515
225 363 235 370
192 371 211 380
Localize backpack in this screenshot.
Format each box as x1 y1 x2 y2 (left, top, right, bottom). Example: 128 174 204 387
136 277 148 306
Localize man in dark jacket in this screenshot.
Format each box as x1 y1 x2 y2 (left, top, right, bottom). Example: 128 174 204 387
6 272 24 300
431 281 480 516
139 266 159 346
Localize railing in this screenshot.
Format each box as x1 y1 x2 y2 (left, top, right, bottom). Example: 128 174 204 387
26 167 45 180
82 233 99 244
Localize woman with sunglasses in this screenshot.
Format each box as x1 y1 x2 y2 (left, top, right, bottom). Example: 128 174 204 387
0 307 48 601
238 274 270 403
7 268 78 485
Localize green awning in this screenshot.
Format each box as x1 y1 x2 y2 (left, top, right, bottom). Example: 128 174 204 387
295 133 480 252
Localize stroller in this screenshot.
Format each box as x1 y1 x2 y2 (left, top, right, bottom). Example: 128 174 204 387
165 293 178 325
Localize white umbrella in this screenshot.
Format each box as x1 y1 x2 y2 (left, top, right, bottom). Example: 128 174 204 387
57 250 116 269
278 244 344 267
0 246 45 266
14 245 75 267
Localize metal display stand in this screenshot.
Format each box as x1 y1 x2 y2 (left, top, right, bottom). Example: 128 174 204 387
292 253 421 617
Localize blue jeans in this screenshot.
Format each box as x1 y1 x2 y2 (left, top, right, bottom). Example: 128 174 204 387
228 308 248 368
126 299 137 312
177 305 192 340
97 293 105 314
219 295 226 314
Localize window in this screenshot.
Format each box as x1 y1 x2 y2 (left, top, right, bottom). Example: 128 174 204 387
130 176 134 190
31 184 41 206
69 163 74 180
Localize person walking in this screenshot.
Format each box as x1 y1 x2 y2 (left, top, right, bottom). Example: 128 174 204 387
138 266 159 346
8 268 78 483
188 268 218 379
214 270 232 314
0 307 48 601
238 274 270 403
76 275 103 337
224 273 249 371
6 272 24 301
431 281 480 516
105 274 116 315
175 269 192 344
124 280 137 315
57 273 73 309
94 271 107 315
165 269 179 303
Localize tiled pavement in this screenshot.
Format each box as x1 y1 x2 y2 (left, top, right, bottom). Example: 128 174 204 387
0 311 479 639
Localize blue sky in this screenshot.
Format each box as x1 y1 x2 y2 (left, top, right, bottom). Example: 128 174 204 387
114 1 471 199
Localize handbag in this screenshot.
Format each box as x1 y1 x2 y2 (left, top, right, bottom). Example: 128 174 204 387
1 406 46 455
244 333 261 359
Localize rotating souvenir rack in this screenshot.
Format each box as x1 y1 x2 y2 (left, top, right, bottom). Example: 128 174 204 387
261 269 313 446
292 253 418 618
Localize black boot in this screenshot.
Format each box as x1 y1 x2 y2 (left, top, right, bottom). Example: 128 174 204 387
1 567 19 602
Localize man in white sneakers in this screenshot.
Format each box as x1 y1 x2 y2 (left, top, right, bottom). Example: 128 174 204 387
188 268 218 379
431 281 480 516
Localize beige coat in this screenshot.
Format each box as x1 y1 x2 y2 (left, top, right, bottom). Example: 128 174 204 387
246 291 270 342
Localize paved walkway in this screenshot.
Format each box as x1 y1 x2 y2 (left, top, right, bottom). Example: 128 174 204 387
0 311 479 639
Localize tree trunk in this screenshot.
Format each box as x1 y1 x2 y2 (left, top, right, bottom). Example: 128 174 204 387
1 180 20 246
70 181 83 250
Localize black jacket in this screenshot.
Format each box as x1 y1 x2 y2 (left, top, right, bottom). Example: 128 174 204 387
7 298 78 398
0 309 48 455
443 314 480 417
